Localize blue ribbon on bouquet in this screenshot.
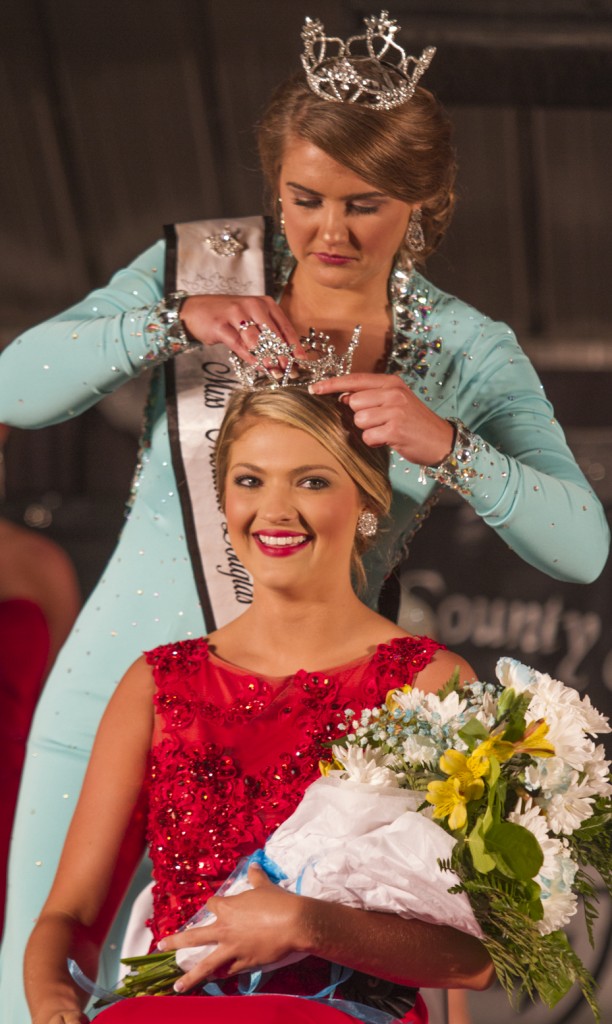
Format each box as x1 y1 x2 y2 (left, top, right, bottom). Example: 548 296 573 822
69 848 400 1023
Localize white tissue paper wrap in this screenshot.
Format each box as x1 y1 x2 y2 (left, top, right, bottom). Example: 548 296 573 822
176 776 482 973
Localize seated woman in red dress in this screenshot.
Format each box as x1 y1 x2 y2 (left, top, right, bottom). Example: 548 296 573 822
24 388 493 1024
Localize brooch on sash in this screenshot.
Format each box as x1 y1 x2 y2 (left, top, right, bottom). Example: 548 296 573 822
204 225 246 257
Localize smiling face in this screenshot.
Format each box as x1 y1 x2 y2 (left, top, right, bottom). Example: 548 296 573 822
224 418 364 595
279 137 413 295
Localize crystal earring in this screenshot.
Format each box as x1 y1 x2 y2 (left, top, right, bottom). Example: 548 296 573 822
278 196 286 233
406 208 425 254
357 510 378 538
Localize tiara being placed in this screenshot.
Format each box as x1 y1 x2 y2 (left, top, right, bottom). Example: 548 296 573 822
301 10 436 111
229 324 361 391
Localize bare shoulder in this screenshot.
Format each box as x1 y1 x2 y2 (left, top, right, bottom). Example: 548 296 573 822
416 647 477 695
115 653 156 700
101 654 156 731
363 610 412 645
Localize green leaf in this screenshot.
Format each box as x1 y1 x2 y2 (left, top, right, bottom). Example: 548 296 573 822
522 894 545 922
487 756 501 789
573 809 612 841
437 667 461 699
502 715 527 743
484 822 544 880
496 689 531 741
496 687 518 716
534 932 575 1007
486 766 506 827
468 817 496 873
458 719 489 746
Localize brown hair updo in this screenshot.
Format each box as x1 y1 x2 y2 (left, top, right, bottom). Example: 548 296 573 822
257 66 457 263
215 389 391 590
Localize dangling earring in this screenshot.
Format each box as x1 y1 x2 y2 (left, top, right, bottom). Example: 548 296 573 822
277 196 286 233
406 208 425 255
357 510 377 538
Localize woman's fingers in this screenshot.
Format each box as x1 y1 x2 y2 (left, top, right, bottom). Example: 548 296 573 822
313 372 455 463
180 295 305 357
161 865 303 993
309 372 394 395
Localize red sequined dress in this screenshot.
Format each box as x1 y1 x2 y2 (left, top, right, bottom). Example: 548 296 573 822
0 598 50 937
100 634 444 1024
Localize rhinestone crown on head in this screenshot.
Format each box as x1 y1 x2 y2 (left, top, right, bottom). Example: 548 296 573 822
301 10 436 111
229 324 361 391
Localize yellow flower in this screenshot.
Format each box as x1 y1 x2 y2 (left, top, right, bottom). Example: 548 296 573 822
471 736 515 768
319 758 344 776
426 777 471 831
514 719 555 758
440 748 488 786
426 748 486 830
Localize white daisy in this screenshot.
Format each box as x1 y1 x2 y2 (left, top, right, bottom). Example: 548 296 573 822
581 742 612 798
401 733 440 767
495 657 539 694
524 756 572 799
545 777 595 835
580 694 611 735
538 886 579 934
330 744 400 787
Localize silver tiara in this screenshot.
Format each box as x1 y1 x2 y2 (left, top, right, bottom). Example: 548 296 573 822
229 324 361 391
301 11 436 111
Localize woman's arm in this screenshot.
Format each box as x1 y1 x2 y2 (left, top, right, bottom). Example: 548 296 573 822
0 243 299 430
311 327 610 584
0 244 167 428
300 880 493 990
24 657 154 1024
161 862 493 994
429 322 610 583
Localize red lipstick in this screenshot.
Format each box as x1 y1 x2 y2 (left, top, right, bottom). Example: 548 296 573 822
314 252 355 266
252 530 312 558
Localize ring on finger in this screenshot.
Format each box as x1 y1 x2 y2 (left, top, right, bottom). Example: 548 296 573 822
238 319 257 331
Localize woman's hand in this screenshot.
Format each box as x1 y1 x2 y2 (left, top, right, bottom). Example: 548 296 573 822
310 373 455 465
180 295 304 362
159 864 308 993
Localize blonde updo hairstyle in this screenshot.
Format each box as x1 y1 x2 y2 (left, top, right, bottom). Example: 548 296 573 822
215 389 391 590
257 66 457 264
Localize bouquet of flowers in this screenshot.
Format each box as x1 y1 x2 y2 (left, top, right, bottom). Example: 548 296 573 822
91 658 611 1019
323 657 611 1016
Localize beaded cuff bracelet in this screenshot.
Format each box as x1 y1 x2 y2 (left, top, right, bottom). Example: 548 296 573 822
419 417 485 496
144 291 198 361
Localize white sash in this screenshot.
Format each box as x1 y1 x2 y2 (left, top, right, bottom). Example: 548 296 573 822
165 216 271 629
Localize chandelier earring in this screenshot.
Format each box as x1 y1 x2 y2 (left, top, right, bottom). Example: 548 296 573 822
277 197 286 233
356 509 378 539
406 208 425 255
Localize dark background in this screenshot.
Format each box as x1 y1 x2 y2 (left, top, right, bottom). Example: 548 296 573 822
1 6 611 1017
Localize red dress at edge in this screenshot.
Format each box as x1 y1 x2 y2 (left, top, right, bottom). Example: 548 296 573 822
0 598 50 937
99 634 445 1024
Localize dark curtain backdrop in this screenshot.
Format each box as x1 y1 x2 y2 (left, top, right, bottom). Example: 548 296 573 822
2 0 612 339
1 7 611 1018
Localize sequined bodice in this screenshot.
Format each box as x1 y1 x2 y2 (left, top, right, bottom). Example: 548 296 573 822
145 634 443 943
